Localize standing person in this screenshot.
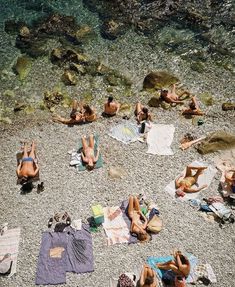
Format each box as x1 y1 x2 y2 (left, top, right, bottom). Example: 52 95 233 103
139 264 158 287
17 141 39 183
103 96 120 117
135 102 152 123
81 135 100 170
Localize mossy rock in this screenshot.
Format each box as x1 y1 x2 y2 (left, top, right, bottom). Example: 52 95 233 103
25 105 35 114
143 71 179 90
14 56 32 80
61 70 77 85
82 91 93 103
3 90 15 98
199 93 214 106
148 96 161 107
191 61 205 73
106 87 114 93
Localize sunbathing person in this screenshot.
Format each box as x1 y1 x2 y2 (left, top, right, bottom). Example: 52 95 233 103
157 250 190 278
83 104 97 122
139 264 158 287
135 102 152 123
182 96 204 116
175 166 208 195
16 141 39 183
128 195 150 242
103 96 120 117
52 99 85 125
160 84 184 105
81 135 99 170
225 170 235 193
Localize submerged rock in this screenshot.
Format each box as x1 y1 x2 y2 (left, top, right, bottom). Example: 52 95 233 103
4 20 27 34
14 102 27 112
101 19 126 40
148 96 161 107
199 93 214 106
43 90 72 110
143 71 179 90
222 103 235 111
14 56 32 80
51 48 89 67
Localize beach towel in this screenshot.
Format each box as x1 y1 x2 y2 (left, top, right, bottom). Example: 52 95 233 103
165 161 217 201
108 122 139 144
102 206 131 246
76 135 103 171
146 124 175 155
0 227 21 277
147 253 198 284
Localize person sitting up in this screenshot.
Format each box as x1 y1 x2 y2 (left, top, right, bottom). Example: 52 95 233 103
157 250 190 278
52 100 97 124
135 102 152 123
175 166 207 196
83 104 97 122
81 135 99 170
139 264 158 287
103 96 120 117
127 195 150 242
182 96 204 116
225 170 235 193
160 84 184 105
16 141 39 183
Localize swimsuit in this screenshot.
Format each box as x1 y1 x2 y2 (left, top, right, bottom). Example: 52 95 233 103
179 177 195 188
22 157 34 162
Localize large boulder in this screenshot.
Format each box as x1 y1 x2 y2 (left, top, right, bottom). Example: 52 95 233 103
143 71 179 90
13 56 32 80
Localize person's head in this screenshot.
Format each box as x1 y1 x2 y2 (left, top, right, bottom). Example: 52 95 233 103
189 101 196 110
175 185 185 197
87 159 95 171
107 96 113 106
179 254 189 265
145 276 154 285
137 230 150 242
70 111 76 120
142 107 148 114
21 176 28 184
161 89 168 97
84 105 93 115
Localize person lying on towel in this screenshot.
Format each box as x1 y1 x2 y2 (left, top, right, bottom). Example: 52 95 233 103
128 195 151 242
182 96 204 116
103 96 120 117
175 165 208 196
135 101 152 123
225 170 235 193
16 141 39 183
52 100 97 125
139 264 158 287
157 250 190 278
81 135 100 171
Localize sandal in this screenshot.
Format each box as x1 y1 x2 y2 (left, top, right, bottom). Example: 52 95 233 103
66 216 71 226
54 213 60 222
62 211 69 221
48 217 53 228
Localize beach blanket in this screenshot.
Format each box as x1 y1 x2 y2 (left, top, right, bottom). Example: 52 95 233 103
108 122 139 144
103 206 131 246
0 227 21 277
146 124 175 155
76 135 103 171
147 253 198 284
165 161 217 201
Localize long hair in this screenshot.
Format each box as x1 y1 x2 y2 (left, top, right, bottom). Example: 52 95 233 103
83 105 93 115
107 96 113 107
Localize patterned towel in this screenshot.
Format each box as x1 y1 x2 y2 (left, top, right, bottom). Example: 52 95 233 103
102 207 131 245
108 122 139 144
0 227 21 277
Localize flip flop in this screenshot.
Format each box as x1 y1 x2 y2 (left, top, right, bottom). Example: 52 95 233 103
62 211 68 220
48 217 53 228
66 216 71 226
54 213 60 222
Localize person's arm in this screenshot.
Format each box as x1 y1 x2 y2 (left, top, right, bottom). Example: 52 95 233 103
152 270 157 287
116 103 121 114
81 152 88 163
33 164 39 177
52 115 74 125
148 113 153 121
175 253 183 269
139 265 146 287
192 96 199 109
185 184 207 193
94 149 100 163
16 162 22 176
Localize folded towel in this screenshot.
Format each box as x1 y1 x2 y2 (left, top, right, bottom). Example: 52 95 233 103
108 122 139 144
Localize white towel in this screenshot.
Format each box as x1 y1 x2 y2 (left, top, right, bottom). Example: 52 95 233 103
0 227 21 277
147 124 175 155
165 161 217 201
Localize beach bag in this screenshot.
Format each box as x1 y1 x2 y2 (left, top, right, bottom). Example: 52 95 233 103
209 202 231 219
147 215 162 233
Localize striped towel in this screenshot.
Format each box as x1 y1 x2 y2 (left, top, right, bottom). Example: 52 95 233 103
102 207 130 245
0 227 21 277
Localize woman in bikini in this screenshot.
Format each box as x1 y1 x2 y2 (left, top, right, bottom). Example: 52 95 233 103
157 250 190 278
139 264 158 287
81 135 99 170
175 166 208 196
16 141 39 183
127 195 150 242
83 105 97 122
135 102 152 123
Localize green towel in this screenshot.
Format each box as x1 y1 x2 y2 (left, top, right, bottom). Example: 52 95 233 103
77 135 103 171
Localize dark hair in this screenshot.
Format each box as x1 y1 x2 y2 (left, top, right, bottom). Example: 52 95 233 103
179 254 188 264
84 105 93 115
107 96 113 106
142 107 148 114
160 89 168 99
145 276 154 285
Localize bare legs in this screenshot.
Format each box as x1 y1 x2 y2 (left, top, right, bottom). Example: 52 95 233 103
22 142 29 159
128 195 141 217
82 135 94 151
135 102 143 115
185 166 207 181
29 141 36 160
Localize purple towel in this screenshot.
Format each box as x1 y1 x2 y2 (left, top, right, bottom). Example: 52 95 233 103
36 225 94 285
